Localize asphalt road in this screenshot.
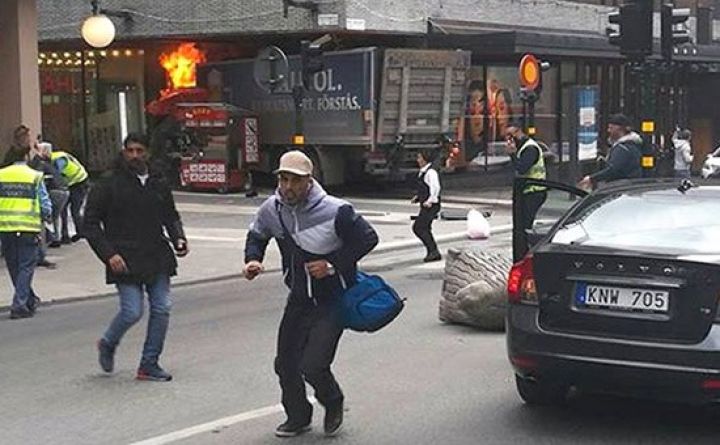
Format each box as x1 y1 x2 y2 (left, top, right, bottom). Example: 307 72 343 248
2 233 720 445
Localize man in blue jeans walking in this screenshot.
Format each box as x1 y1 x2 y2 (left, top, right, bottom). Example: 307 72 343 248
84 133 188 381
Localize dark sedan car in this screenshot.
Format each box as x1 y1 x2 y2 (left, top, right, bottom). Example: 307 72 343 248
507 178 720 406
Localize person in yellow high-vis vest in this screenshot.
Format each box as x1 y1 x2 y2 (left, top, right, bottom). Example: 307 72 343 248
50 150 88 243
0 139 53 319
504 121 547 231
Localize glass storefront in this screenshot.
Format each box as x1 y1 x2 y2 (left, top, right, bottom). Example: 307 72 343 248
38 49 145 172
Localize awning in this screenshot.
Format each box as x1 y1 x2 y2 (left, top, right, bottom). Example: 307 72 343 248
427 18 720 64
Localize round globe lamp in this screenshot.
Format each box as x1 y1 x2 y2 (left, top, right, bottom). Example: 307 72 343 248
81 14 116 48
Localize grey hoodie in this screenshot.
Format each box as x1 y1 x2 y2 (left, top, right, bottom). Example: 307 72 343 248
244 180 379 306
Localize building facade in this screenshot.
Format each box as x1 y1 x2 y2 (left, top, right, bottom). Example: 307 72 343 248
36 0 720 176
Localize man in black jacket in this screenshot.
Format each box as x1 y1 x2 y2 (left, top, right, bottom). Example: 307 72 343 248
84 133 188 382
578 113 643 189
244 151 378 438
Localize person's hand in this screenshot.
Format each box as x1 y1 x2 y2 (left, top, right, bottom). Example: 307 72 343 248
175 239 189 257
306 260 332 279
107 254 129 274
422 201 432 208
244 261 264 280
410 195 419 204
577 176 592 191
504 137 517 155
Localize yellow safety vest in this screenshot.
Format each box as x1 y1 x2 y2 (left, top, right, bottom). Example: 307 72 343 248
0 164 44 233
517 138 547 194
51 151 88 186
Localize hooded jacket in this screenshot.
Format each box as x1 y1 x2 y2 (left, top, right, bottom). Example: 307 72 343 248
673 139 694 171
590 132 643 184
244 180 379 306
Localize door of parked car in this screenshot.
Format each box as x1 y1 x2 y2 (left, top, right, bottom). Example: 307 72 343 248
512 177 588 262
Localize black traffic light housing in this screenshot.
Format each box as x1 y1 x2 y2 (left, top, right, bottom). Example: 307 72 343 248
300 40 324 89
661 4 691 61
607 1 653 59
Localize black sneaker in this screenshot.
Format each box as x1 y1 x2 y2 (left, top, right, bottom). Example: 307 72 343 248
324 400 344 437
37 259 57 269
97 339 115 373
27 296 41 315
48 241 61 248
423 251 442 263
9 308 33 320
275 419 312 438
71 234 83 242
137 363 173 382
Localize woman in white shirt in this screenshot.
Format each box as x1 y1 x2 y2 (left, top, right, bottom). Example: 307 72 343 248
411 149 442 262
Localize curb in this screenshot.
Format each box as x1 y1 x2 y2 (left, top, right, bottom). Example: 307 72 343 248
442 196 513 208
1 225 514 312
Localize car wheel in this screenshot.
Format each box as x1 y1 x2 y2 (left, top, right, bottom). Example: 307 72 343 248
515 375 568 406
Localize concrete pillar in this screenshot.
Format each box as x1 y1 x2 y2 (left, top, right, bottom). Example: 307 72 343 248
0 0 41 153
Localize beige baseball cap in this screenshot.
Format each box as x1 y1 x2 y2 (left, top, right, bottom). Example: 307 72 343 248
274 150 314 176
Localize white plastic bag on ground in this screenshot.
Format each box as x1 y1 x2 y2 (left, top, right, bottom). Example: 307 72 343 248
466 209 490 239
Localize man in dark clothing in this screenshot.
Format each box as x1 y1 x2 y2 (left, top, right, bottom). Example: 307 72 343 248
578 113 643 189
505 122 547 231
411 149 442 262
29 142 67 267
244 151 379 438
84 133 188 382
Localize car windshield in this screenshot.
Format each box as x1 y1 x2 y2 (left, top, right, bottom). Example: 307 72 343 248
552 187 720 255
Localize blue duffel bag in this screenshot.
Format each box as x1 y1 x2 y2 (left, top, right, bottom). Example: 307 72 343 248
340 272 404 332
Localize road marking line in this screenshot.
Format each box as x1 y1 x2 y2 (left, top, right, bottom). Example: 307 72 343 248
129 402 285 445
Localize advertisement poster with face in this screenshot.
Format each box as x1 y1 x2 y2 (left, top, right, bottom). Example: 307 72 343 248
462 66 520 165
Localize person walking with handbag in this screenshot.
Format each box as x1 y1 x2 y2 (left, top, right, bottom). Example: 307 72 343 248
411 149 442 262
84 133 189 381
243 150 378 438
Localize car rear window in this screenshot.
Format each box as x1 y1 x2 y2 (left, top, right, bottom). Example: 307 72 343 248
552 188 720 254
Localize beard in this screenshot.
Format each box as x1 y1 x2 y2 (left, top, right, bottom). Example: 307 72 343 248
126 158 148 174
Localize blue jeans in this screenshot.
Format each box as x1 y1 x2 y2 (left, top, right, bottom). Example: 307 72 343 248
1 232 40 312
102 274 172 366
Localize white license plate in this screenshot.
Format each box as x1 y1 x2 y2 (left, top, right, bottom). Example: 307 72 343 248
574 283 670 312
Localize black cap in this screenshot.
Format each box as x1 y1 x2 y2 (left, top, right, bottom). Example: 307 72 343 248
607 113 632 128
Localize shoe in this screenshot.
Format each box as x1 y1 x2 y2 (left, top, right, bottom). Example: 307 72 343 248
275 419 312 438
136 362 173 382
37 259 57 269
27 296 41 314
423 251 442 263
323 400 344 437
71 234 83 242
48 241 61 248
97 339 115 373
9 309 34 320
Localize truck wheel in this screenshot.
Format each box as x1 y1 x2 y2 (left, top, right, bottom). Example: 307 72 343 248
515 375 568 406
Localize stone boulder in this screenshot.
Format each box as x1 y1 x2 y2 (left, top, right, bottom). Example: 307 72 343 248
439 247 513 331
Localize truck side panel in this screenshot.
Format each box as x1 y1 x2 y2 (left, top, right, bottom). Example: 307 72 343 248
198 48 377 147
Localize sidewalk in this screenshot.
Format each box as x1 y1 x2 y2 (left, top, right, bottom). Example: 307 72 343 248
0 196 512 310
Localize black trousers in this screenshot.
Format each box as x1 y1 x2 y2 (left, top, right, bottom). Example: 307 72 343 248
412 204 440 255
275 301 344 422
522 191 547 231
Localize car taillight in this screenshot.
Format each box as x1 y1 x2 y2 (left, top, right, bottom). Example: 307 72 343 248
508 255 538 305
